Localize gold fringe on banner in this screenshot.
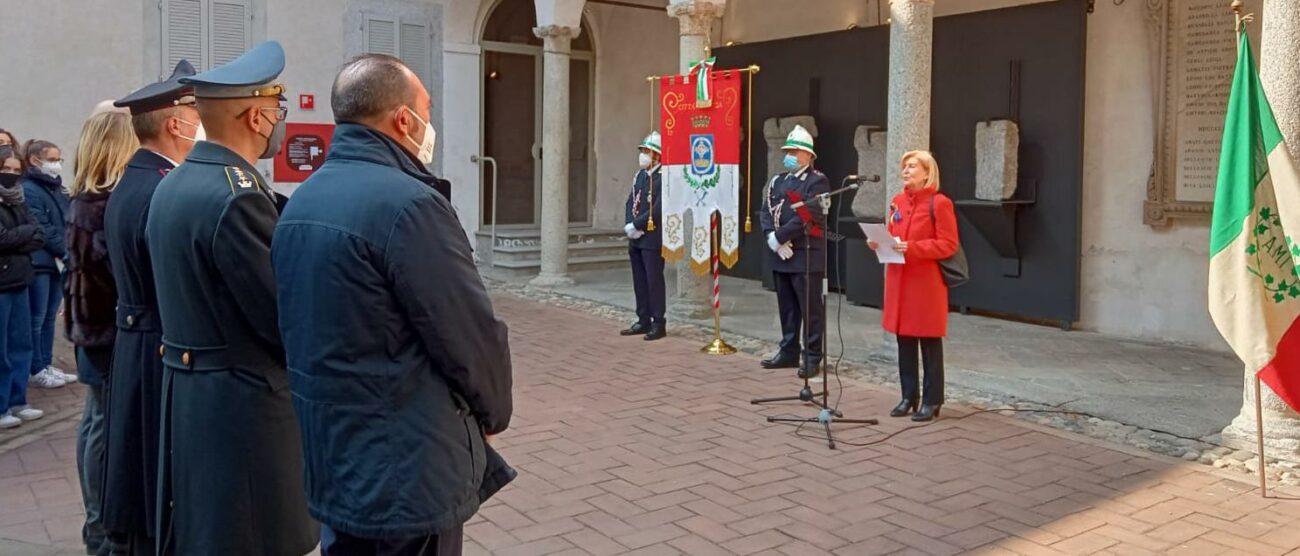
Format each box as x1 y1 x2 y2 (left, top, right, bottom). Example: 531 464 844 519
689 257 711 276
661 245 686 263
720 248 740 269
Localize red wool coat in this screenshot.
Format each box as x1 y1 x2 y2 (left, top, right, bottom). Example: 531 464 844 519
882 187 959 338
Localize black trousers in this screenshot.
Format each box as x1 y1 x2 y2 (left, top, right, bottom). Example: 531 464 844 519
774 271 824 366
629 247 666 326
321 524 464 556
898 336 944 406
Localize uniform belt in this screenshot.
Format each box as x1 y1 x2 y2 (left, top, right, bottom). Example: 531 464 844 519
116 304 160 332
159 341 231 372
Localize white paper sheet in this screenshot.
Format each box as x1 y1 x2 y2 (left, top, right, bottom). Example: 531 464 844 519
859 223 904 265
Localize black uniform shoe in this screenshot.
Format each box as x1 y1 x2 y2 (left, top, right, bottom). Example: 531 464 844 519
911 404 942 422
889 399 919 418
797 363 821 380
760 352 800 369
643 323 666 341
620 322 649 336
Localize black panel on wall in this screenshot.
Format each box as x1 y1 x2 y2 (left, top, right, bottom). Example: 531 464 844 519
713 0 1086 325
714 27 889 290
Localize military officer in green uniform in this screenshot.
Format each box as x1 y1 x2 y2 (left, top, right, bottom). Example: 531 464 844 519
146 41 318 556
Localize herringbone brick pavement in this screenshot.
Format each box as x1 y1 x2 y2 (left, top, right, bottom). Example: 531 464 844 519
2 295 1298 555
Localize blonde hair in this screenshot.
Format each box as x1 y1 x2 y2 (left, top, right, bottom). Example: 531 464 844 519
900 150 941 191
72 112 139 197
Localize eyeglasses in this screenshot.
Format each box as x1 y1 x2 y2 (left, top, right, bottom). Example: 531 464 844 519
260 106 289 121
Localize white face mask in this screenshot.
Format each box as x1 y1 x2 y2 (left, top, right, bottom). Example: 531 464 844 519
39 161 62 177
177 118 205 143
638 152 653 169
403 107 437 165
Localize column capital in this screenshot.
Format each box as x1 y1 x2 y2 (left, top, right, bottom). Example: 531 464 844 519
533 24 581 53
667 1 725 37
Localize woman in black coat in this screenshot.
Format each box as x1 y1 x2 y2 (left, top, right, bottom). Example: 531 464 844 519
64 111 138 555
0 145 47 429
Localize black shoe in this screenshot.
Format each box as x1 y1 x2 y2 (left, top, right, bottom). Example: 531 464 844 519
889 399 919 418
797 363 821 379
643 323 666 341
620 322 649 336
911 404 942 422
761 352 800 369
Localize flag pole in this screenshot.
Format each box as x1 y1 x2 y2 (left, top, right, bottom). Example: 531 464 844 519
702 211 736 355
744 65 760 233
1255 376 1269 497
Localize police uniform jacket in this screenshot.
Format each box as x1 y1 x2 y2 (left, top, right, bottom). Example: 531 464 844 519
624 166 662 251
100 149 173 537
759 166 830 274
145 141 317 556
272 124 514 539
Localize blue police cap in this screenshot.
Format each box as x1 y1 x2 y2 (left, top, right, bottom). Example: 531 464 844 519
180 40 287 100
114 60 197 115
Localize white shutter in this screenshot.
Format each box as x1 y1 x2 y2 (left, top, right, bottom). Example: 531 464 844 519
400 22 431 87
209 0 250 67
365 17 398 56
163 0 203 75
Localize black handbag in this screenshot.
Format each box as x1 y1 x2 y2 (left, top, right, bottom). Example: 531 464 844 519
928 195 969 288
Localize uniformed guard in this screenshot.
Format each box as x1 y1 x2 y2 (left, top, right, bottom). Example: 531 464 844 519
621 131 667 341
100 59 199 556
758 125 830 379
145 41 318 556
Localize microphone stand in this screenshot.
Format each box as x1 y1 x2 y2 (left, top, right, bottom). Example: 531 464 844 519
753 176 878 449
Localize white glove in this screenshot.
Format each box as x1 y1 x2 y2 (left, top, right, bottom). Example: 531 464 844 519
777 243 794 260
631 230 645 240
767 232 780 252
55 258 66 274
624 223 637 239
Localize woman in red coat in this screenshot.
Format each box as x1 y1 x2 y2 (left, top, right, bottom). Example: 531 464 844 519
868 150 959 421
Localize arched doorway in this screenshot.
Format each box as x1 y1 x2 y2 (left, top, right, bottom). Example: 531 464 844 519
480 0 594 228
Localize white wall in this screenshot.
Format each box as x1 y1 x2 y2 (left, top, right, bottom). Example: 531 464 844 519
1078 1 1224 349
587 3 680 231
1 1 146 175
264 0 349 195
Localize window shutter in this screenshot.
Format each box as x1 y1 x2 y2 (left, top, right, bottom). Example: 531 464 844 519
163 0 203 75
209 0 250 67
400 22 431 87
365 17 398 56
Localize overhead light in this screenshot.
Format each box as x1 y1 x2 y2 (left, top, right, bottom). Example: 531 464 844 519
488 71 499 79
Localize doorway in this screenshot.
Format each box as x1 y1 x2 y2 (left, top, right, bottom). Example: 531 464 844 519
480 0 594 228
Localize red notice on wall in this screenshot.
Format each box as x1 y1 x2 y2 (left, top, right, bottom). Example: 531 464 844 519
274 123 335 183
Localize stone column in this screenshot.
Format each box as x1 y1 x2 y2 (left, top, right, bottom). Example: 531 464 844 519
1220 0 1300 460
667 0 726 319
884 0 935 203
529 24 580 288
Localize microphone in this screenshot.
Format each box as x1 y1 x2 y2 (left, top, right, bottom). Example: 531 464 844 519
844 174 881 183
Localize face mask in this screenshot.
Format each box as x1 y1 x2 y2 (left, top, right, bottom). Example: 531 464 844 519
257 110 286 160
177 118 205 143
0 173 18 188
782 154 800 172
403 107 437 165
638 152 653 169
39 160 62 178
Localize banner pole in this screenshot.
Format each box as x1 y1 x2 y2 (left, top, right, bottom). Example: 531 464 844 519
744 66 757 233
702 212 736 355
1255 375 1268 498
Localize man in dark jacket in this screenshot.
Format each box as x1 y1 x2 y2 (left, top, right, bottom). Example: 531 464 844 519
621 131 666 341
101 59 199 556
272 54 513 556
759 125 830 379
145 41 318 556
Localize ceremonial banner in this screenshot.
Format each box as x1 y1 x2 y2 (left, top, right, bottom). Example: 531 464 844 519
659 66 742 274
1209 31 1300 411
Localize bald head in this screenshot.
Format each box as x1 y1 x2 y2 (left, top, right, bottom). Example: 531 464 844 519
331 54 419 125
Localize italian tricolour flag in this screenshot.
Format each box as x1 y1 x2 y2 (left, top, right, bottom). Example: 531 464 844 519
1209 31 1300 411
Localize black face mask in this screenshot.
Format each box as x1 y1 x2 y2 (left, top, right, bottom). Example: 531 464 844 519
0 173 19 188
